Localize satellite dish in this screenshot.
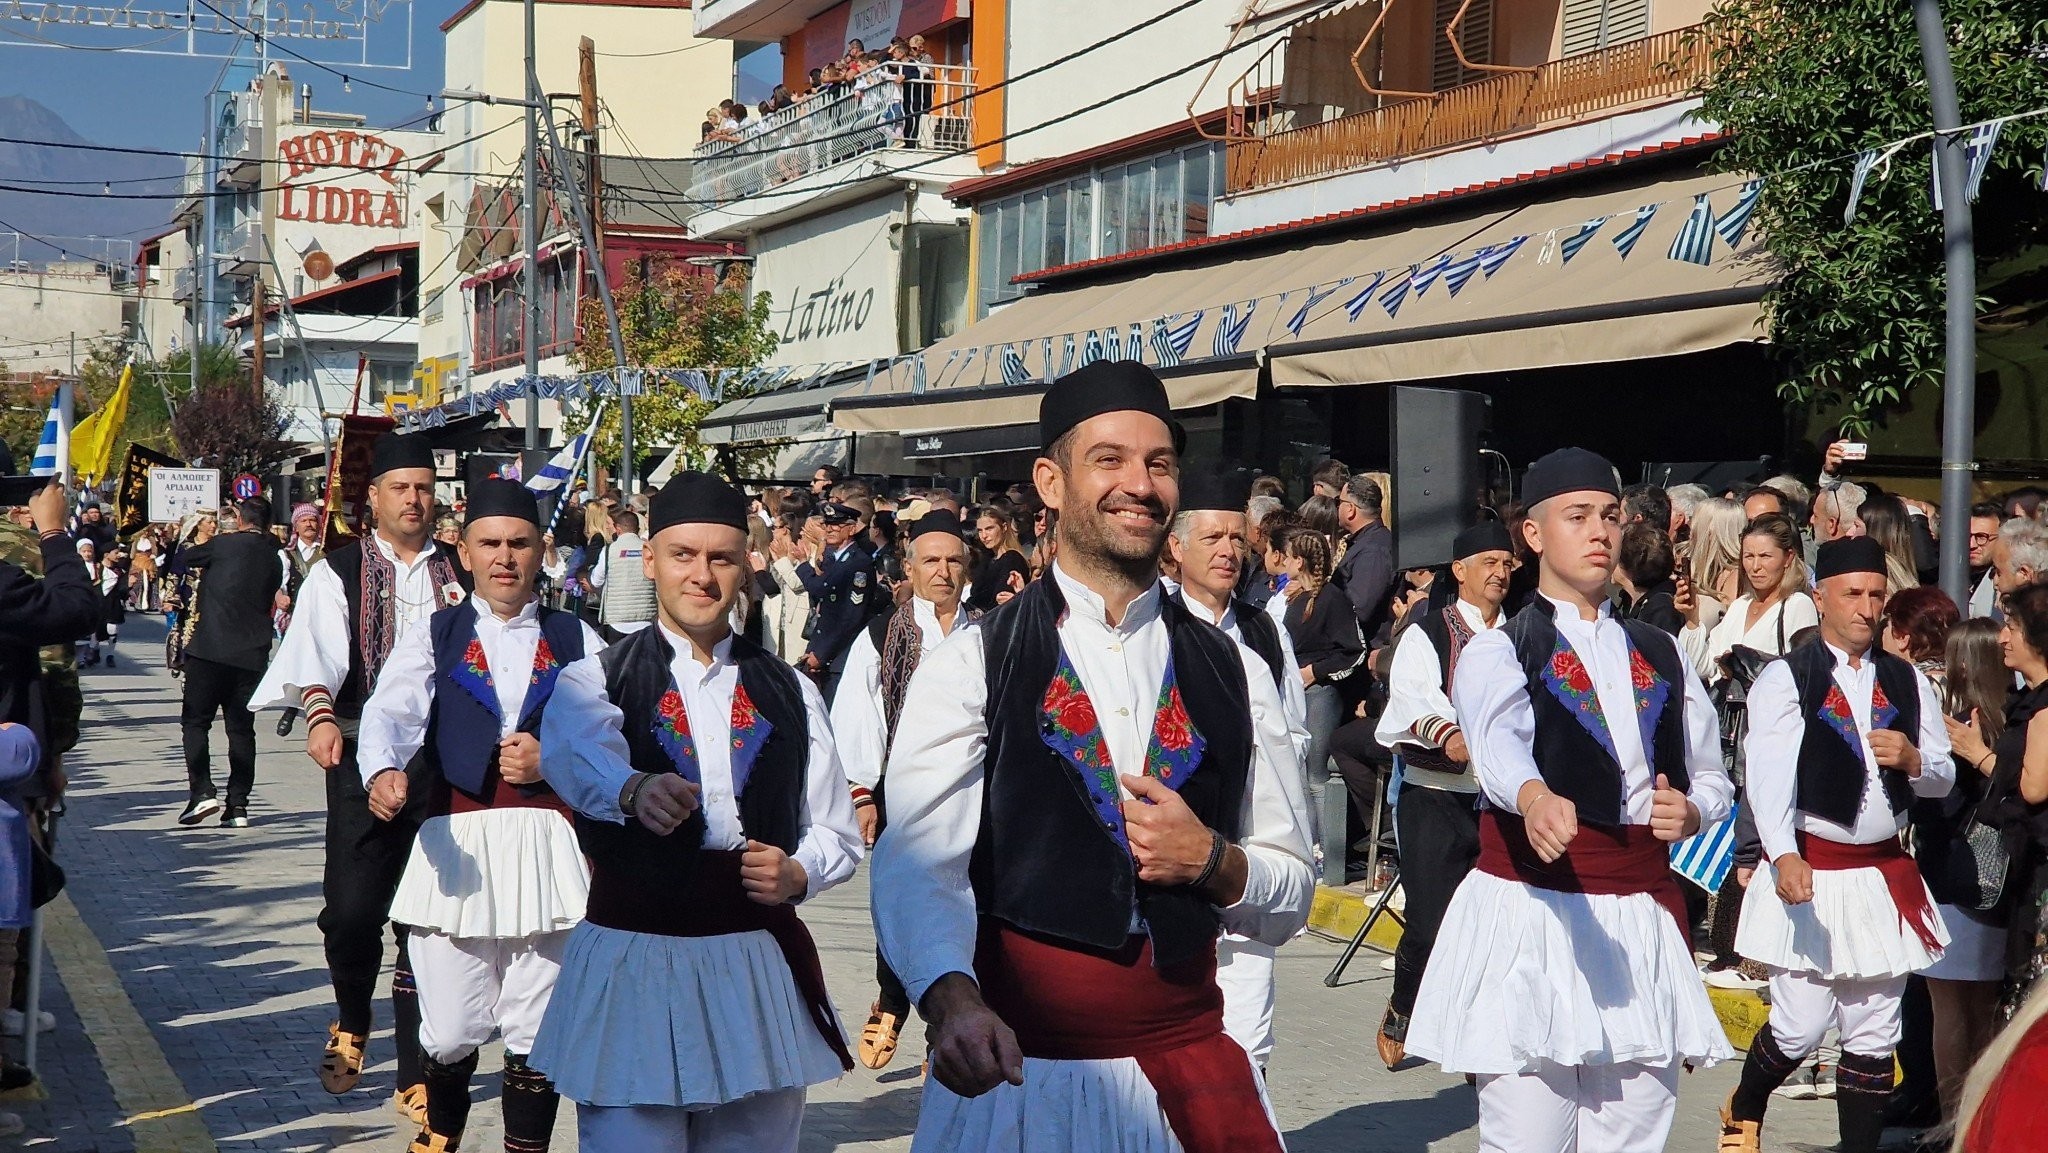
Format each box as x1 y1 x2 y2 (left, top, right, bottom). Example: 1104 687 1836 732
304 251 335 280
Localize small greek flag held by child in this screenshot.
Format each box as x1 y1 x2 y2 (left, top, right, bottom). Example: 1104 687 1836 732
1671 802 1740 893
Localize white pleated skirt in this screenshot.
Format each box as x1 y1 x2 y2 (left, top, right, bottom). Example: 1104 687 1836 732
390 809 590 939
912 1052 1278 1153
1407 872 1733 1075
528 922 846 1109
1736 860 1948 980
1919 904 2006 983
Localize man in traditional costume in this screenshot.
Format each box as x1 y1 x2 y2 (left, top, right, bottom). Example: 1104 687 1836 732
1162 466 1307 1071
871 360 1315 1153
529 471 862 1152
1407 448 1733 1153
253 432 469 1125
829 507 977 1071
1370 520 1515 1070
354 480 602 1153
1718 536 1953 1153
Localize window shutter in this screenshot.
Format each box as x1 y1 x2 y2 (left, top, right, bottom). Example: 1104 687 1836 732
1433 0 1494 90
1563 0 1651 56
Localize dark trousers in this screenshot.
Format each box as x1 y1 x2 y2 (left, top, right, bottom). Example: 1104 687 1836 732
317 739 426 1089
180 655 261 807
1389 784 1481 1017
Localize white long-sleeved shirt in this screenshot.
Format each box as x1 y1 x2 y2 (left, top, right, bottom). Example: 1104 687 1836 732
1179 590 1310 759
355 594 607 782
1376 598 1502 794
1679 592 1818 683
1744 642 1954 863
871 563 1316 1008
252 533 462 712
1451 593 1732 827
830 595 965 792
536 621 863 901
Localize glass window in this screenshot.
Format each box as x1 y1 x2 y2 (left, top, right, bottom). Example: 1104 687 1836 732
1069 177 1094 264
1100 167 1127 257
996 197 1021 289
1018 191 1046 277
1182 145 1214 241
1151 152 1182 248
1121 161 1151 254
1043 182 1070 270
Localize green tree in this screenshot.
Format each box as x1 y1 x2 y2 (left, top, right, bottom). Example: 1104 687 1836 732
570 264 779 474
161 341 292 476
1695 1 2048 433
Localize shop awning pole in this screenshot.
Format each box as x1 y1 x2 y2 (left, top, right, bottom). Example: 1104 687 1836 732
1914 0 1977 609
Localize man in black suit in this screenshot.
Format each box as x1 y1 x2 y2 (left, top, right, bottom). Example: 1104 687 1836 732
174 495 284 827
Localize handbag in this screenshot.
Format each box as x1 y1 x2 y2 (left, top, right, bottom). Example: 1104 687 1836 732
29 837 63 908
1959 818 2011 912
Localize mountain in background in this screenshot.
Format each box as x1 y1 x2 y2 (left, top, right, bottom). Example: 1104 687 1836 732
0 95 183 266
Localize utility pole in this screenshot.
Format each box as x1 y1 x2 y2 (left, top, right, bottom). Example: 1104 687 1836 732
1913 0 1978 609
522 0 541 457
577 37 631 491
251 280 266 391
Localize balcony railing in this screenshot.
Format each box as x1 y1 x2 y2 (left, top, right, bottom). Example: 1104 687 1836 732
1225 25 1715 195
686 63 976 212
218 220 263 277
171 266 195 303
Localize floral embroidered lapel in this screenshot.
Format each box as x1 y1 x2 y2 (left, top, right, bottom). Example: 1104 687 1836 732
1818 677 1893 759
447 624 560 726
650 673 776 795
1539 627 1670 768
1039 647 1208 855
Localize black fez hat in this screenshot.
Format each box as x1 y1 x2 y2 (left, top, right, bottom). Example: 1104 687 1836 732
649 471 750 537
818 501 861 526
369 432 435 479
907 507 962 541
1040 360 1177 452
1521 447 1620 510
1179 465 1253 514
1814 536 1888 582
1453 520 1515 561
463 478 540 529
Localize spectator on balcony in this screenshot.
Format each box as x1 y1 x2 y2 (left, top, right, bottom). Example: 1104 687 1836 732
844 37 864 65
903 35 933 144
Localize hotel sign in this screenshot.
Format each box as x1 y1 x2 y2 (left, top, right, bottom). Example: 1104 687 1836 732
276 130 410 228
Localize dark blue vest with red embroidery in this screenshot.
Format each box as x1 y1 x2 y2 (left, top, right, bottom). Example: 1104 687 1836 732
427 599 585 801
1784 640 1919 826
973 576 1252 969
1503 597 1688 828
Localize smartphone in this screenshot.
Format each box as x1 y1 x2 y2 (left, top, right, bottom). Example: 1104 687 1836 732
1838 442 1869 462
0 475 53 506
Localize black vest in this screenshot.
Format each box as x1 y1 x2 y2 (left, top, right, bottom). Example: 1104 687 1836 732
973 577 1253 968
327 537 469 714
573 626 811 886
1784 641 1921 827
1167 590 1286 693
1503 598 1690 828
424 600 586 801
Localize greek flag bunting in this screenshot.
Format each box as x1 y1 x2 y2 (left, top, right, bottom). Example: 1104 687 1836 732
1149 317 1180 368
1081 330 1104 367
1103 325 1125 362
1410 253 1454 298
28 392 59 476
911 353 928 394
956 346 980 386
1931 119 2004 209
1165 311 1203 360
1379 270 1413 319
1127 323 1147 365
1284 279 1351 337
1479 235 1527 276
1611 204 1659 260
1060 334 1078 377
1670 802 1741 893
1557 218 1606 264
1000 344 1030 386
1041 338 1055 380
1212 300 1256 358
1714 180 1763 248
1667 194 1717 266
1343 272 1388 321
1441 251 1486 297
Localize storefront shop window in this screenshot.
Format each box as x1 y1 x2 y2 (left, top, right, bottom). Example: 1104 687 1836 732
472 252 580 373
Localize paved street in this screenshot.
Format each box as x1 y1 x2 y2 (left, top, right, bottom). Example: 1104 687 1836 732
4 616 1845 1152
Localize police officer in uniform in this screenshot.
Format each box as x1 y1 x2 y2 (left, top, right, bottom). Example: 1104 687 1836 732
794 501 876 703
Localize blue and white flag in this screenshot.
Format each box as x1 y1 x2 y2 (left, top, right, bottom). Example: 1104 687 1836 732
1127 323 1147 365
1845 148 1881 225
1059 334 1078 377
1715 180 1764 248
1442 251 1486 297
526 410 601 493
1557 218 1606 264
1671 802 1741 894
1479 236 1527 277
1611 205 1658 260
911 353 928 394
1102 326 1125 362
1379 270 1413 319
1667 194 1717 266
28 392 59 476
1000 344 1030 386
1158 311 1203 365
1041 337 1055 380
1284 280 1349 338
1080 331 1104 367
1343 272 1388 322
1410 253 1454 298
1212 301 1256 358
1933 119 2004 210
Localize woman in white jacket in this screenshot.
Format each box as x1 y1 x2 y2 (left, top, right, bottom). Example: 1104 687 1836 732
760 511 813 665
1678 496 1751 679
1682 511 1817 684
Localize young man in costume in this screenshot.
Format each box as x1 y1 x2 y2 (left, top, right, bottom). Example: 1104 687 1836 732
872 360 1315 1152
1407 447 1733 1153
829 507 977 1070
1370 520 1515 1069
530 470 862 1152
1719 536 1953 1153
355 479 603 1152
253 432 469 1124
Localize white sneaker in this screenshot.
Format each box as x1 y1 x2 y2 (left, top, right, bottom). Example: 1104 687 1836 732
1704 968 1767 991
0 1008 54 1036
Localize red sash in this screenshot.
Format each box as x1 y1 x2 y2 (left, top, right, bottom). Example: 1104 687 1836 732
973 920 1281 1153
1797 832 1943 953
1476 809 1688 937
584 849 854 1071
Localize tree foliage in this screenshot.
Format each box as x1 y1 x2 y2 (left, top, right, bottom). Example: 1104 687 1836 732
571 264 779 473
1695 1 2048 433
170 360 293 477
0 339 174 478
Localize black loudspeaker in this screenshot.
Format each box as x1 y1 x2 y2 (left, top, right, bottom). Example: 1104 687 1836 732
1392 386 1489 570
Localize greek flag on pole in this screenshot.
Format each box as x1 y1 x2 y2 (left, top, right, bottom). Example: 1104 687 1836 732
1612 205 1658 259
526 414 598 493
1667 194 1717 266
1558 218 1606 264
28 393 59 476
1212 301 1256 358
1343 272 1388 321
1671 803 1741 893
1715 180 1764 248
1000 345 1030 386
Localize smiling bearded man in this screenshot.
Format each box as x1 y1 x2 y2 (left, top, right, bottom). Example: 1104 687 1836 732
871 360 1314 1153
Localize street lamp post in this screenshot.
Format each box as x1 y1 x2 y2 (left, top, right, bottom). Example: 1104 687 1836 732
522 0 541 460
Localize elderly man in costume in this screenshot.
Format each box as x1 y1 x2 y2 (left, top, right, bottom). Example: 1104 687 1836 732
872 360 1315 1153
1407 448 1733 1153
1371 520 1515 1070
830 507 977 1070
1718 536 1953 1153
529 471 862 1152
353 480 604 1153
254 432 469 1124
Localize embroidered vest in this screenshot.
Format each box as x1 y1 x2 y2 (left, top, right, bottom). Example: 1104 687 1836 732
973 578 1253 968
328 538 468 714
1503 598 1688 828
1402 604 1483 778
424 600 585 803
574 626 810 886
1784 641 1920 827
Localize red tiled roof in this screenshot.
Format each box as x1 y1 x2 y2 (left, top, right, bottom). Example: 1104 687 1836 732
1012 132 1727 285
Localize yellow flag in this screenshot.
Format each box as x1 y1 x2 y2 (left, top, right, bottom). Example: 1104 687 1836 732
70 362 133 484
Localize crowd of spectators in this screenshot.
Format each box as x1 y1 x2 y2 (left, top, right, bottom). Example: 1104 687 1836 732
700 35 940 150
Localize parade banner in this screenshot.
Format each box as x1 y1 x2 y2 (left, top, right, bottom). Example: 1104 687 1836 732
113 444 184 540
323 414 397 548
147 467 219 524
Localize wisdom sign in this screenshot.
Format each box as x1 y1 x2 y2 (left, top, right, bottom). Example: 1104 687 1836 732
0 0 413 68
